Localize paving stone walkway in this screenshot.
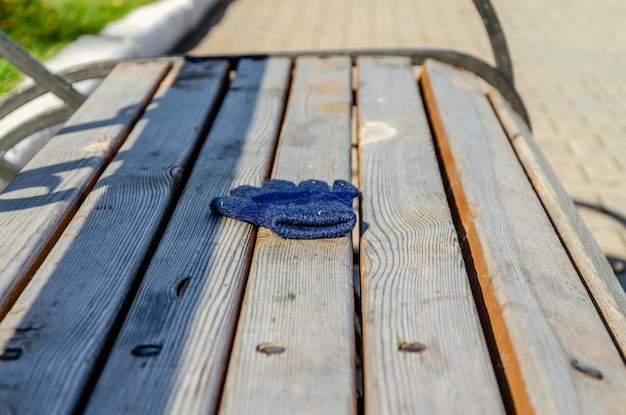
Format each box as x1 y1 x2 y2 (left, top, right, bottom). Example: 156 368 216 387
188 0 626 282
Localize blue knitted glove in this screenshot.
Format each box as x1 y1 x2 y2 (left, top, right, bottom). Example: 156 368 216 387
211 179 359 239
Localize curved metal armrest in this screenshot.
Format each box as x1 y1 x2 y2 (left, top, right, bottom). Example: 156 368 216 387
473 0 514 85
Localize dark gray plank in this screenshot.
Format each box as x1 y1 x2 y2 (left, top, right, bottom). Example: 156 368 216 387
85 58 292 415
357 56 503 414
0 61 170 316
0 59 229 415
219 56 356 415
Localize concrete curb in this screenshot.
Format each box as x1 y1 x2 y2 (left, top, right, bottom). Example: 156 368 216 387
1 0 220 188
48 0 219 69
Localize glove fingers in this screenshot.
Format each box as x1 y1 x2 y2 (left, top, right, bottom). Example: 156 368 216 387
229 185 264 198
298 179 330 192
333 180 359 197
263 179 298 191
212 179 359 239
211 195 262 225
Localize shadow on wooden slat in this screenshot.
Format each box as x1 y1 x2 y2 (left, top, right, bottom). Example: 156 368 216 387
0 60 243 414
79 58 290 415
54 105 141 135
0 99 163 209
0 154 124 210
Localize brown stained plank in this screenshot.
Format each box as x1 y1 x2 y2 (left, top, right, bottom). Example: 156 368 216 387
421 59 626 414
489 91 626 360
0 60 229 414
84 58 292 415
0 61 170 316
219 56 356 415
357 56 504 414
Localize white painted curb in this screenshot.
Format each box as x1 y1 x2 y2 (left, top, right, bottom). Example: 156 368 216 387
49 0 219 69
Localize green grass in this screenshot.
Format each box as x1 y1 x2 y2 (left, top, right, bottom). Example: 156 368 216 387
0 0 157 94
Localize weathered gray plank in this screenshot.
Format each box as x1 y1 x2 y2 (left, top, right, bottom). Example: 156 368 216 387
0 61 170 316
84 58 292 415
422 59 626 414
0 60 229 414
489 90 626 360
219 56 356 415
357 56 503 414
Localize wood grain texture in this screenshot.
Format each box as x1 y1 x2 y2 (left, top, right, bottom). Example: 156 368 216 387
219 56 356 415
84 58 292 415
357 56 504 414
0 60 229 415
489 91 626 360
0 61 169 316
422 59 626 415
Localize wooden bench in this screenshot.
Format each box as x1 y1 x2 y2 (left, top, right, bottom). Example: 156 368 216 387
0 54 625 414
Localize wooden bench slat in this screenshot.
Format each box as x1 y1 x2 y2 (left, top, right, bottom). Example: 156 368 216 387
0 60 229 414
422 59 626 414
84 58 292 415
357 56 504 414
219 56 356 415
489 90 626 360
0 61 169 316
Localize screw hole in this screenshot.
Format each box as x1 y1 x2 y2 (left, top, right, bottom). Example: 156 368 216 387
132 344 162 357
176 277 191 297
256 342 286 355
398 341 427 353
0 347 22 361
571 359 603 380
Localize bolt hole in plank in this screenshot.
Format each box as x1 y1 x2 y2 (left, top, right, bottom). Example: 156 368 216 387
398 342 427 353
131 345 162 357
256 342 287 355
0 347 21 361
175 277 191 297
570 360 604 380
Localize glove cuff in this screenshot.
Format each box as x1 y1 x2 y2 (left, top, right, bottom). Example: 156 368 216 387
266 202 357 239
